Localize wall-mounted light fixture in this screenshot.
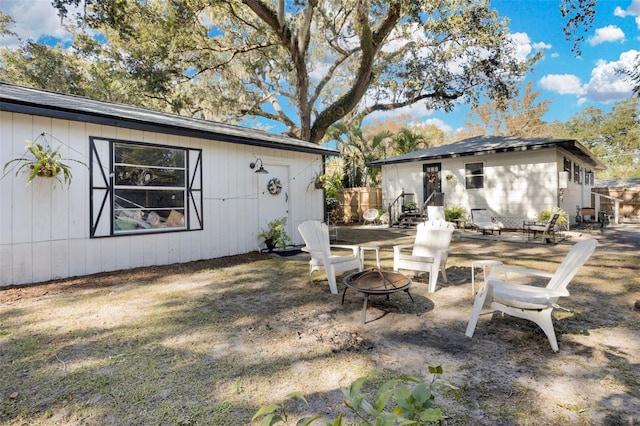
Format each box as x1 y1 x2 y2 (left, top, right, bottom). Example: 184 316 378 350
250 158 269 174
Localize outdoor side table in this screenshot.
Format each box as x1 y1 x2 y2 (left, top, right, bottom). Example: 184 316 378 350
343 269 414 324
359 245 381 269
470 260 504 295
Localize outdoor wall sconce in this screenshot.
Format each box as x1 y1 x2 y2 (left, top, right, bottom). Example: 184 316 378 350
250 158 269 174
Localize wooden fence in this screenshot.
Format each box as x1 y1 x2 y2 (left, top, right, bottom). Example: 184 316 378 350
336 187 382 223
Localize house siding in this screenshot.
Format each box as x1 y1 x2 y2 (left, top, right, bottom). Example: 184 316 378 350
1 111 324 286
381 147 596 227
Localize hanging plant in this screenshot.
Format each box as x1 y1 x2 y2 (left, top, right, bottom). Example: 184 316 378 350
2 132 87 187
445 173 457 186
307 170 327 190
267 177 282 195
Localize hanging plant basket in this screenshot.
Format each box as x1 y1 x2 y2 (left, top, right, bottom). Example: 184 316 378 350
3 132 87 187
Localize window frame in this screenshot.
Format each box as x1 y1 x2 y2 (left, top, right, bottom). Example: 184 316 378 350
465 162 485 189
89 137 203 238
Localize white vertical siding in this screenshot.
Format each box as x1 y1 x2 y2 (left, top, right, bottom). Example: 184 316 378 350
381 147 595 227
1 111 325 286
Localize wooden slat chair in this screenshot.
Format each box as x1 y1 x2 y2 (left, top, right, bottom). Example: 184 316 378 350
393 220 455 293
528 212 560 242
465 239 598 352
298 220 362 294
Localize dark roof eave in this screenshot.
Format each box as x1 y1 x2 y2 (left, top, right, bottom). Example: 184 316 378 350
368 139 605 169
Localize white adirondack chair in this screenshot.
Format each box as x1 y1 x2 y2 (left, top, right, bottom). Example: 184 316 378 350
298 220 362 294
427 206 445 221
470 209 505 235
465 238 598 352
393 220 455 293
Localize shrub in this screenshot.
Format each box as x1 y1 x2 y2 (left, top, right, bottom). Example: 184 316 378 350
253 366 459 425
537 208 568 226
444 205 466 222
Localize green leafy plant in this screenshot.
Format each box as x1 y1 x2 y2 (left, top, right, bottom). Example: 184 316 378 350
444 205 466 222
403 201 418 212
537 208 568 226
323 172 343 199
308 170 328 190
3 134 86 187
445 173 457 186
258 217 290 251
251 392 321 426
253 366 459 425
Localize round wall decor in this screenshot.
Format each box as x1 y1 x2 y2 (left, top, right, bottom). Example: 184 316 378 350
267 177 282 195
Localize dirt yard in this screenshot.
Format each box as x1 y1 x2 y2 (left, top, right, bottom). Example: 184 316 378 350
1 225 639 425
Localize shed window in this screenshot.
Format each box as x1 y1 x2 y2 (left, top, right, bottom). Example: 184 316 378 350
465 162 484 189
90 138 203 237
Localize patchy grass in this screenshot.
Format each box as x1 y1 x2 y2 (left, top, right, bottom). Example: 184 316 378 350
1 228 639 425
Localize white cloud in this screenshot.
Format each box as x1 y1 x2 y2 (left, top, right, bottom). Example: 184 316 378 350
588 25 625 45
614 0 640 17
540 50 636 103
507 32 532 62
582 50 637 102
533 41 552 50
409 118 453 135
539 74 585 95
0 0 76 49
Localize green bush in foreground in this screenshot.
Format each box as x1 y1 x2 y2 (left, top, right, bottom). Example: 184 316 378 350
253 366 459 425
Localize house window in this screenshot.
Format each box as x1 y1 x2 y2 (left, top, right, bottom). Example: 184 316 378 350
585 169 594 186
564 157 572 172
465 162 484 189
90 138 203 237
574 163 582 184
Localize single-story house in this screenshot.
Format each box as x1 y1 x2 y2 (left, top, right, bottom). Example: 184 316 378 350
368 135 606 228
0 83 337 287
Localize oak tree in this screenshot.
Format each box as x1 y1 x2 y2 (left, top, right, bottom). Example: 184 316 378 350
47 0 531 143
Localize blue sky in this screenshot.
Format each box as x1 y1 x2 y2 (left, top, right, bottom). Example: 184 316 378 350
424 0 639 135
0 0 638 137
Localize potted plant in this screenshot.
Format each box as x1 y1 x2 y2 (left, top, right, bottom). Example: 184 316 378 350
3 134 86 187
258 217 290 252
308 170 327 190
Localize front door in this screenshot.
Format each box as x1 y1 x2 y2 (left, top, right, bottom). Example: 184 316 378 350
423 163 442 206
258 163 290 236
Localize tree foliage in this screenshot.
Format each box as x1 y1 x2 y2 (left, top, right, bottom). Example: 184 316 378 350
32 0 533 144
457 82 551 138
552 97 640 178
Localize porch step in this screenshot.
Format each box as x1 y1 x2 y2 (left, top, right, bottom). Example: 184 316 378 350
396 212 426 227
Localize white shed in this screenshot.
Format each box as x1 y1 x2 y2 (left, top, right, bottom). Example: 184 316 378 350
368 135 605 228
0 83 337 286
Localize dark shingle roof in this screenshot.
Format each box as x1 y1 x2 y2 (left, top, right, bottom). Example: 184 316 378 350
368 135 605 169
0 83 338 157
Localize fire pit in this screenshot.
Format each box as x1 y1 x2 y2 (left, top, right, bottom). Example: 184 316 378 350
342 269 415 324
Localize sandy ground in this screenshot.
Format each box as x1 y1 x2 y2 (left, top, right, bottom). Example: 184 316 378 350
1 224 639 425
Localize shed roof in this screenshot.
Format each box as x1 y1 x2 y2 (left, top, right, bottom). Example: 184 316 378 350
594 178 640 188
0 82 338 157
368 135 605 169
